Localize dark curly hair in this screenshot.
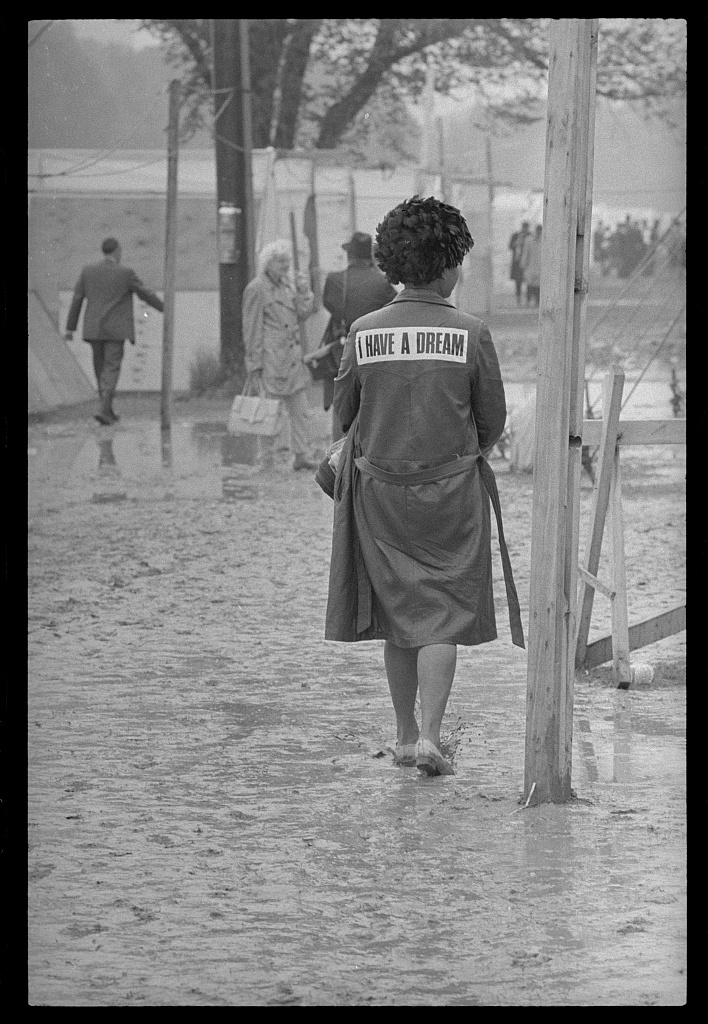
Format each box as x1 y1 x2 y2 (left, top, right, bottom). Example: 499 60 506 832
374 195 474 286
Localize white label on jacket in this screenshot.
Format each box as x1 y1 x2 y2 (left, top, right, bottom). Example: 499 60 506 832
355 327 468 364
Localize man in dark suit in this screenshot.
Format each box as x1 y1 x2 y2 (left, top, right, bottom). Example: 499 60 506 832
322 231 397 439
64 237 164 424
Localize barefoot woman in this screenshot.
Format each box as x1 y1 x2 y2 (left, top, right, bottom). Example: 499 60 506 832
325 196 524 776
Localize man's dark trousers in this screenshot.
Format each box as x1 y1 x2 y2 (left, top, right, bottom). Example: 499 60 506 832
88 339 125 416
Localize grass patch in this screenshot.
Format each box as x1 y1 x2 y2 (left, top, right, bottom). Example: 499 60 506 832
189 350 244 399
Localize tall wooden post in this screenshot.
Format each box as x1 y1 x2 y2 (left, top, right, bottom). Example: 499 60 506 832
523 19 598 805
484 132 495 318
239 19 256 284
161 79 180 432
212 19 248 372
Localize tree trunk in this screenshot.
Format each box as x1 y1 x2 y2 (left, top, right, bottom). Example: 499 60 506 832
315 22 399 149
273 20 321 149
248 20 289 147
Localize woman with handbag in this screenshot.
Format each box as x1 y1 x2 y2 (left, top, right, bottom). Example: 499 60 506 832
242 239 320 471
325 196 524 777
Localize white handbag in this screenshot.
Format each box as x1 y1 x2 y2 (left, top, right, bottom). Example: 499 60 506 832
227 375 284 436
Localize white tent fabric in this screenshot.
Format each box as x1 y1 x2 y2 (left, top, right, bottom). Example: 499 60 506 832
28 290 95 413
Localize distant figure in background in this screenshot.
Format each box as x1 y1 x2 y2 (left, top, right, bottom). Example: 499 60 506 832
242 239 319 472
322 232 397 440
64 237 164 425
508 221 530 306
614 215 647 278
521 224 543 307
642 218 662 277
593 219 610 276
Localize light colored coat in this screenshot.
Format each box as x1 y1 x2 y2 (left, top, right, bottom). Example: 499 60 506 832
242 273 314 395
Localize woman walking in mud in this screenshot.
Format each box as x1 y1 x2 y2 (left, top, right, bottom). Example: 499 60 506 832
325 195 524 777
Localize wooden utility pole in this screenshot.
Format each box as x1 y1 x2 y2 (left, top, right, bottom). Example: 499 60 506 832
484 132 495 318
239 19 256 284
523 19 598 805
212 19 248 372
161 78 180 432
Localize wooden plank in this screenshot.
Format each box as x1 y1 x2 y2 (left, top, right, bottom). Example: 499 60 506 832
577 565 615 600
582 418 686 447
609 448 631 687
564 15 599 769
583 606 686 669
524 19 597 806
574 368 624 668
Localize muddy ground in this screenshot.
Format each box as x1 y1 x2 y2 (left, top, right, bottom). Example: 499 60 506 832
28 309 686 1006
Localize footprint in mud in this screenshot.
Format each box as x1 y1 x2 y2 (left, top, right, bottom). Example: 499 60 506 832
147 834 175 848
62 923 104 939
511 950 552 967
131 906 158 924
29 863 56 881
617 917 650 935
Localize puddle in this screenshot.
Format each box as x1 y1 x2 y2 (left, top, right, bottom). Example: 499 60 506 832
28 375 682 515
27 420 291 510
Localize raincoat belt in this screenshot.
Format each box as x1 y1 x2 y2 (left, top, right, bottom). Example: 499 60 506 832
354 454 525 649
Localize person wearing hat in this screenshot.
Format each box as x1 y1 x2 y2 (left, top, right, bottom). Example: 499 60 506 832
321 232 397 440
325 196 524 777
64 237 164 424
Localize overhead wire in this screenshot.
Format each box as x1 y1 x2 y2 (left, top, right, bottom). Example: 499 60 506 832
586 237 685 362
28 21 54 48
46 156 170 179
619 303 686 412
29 86 173 179
585 209 685 343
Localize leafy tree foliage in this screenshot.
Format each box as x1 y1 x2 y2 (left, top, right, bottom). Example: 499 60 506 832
141 18 686 150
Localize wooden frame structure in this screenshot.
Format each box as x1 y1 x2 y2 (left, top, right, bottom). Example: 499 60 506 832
523 19 685 803
574 368 686 687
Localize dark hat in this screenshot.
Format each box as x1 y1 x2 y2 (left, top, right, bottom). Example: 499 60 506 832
342 231 372 259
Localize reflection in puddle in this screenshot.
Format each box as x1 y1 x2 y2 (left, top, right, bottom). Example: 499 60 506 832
575 693 641 786
520 811 585 952
222 433 260 467
611 697 633 784
161 427 173 470
222 474 260 502
97 439 117 468
576 718 599 783
93 437 127 503
189 424 271 501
